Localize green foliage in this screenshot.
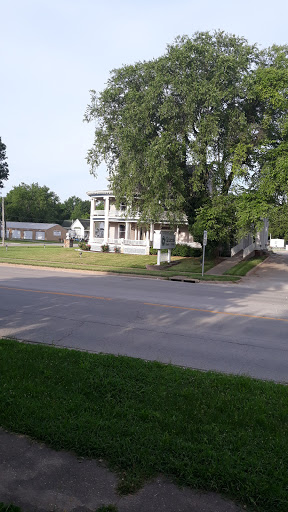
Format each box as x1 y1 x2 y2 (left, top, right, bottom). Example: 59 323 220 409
172 244 202 257
61 196 90 220
114 246 120 253
0 137 9 188
96 506 118 512
78 241 91 251
85 33 288 249
192 195 237 255
0 504 21 512
269 203 288 239
5 183 62 223
150 245 202 257
101 244 109 252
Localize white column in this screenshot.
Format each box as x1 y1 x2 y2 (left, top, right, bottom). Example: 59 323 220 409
89 199 95 243
104 196 109 243
135 226 138 240
150 223 154 242
168 249 171 263
125 221 130 241
176 226 179 244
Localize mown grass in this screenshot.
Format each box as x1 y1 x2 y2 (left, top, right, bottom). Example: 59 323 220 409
0 246 230 279
1 339 288 512
225 255 267 276
0 504 21 512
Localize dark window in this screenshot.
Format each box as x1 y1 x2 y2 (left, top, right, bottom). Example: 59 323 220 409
119 224 125 238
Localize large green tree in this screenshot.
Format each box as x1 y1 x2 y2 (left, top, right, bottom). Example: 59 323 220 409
0 137 9 189
85 32 262 221
5 183 62 223
85 31 288 246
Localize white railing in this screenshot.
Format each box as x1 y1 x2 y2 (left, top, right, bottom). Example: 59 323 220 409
93 210 105 217
124 239 147 246
243 242 256 259
108 210 141 220
108 238 120 244
231 240 244 257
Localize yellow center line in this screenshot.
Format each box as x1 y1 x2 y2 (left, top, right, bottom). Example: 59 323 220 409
0 285 287 322
143 302 288 322
0 286 112 301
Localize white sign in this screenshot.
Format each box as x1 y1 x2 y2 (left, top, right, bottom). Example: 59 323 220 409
153 230 176 250
270 238 285 248
203 230 207 246
53 230 62 237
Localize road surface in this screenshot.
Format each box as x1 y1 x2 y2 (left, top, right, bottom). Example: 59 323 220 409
0 256 288 382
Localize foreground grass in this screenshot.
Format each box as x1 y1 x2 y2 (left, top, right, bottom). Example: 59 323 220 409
0 504 21 512
225 255 267 276
1 340 288 512
0 246 226 279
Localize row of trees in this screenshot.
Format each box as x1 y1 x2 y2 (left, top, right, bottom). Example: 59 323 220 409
4 183 93 223
85 31 288 251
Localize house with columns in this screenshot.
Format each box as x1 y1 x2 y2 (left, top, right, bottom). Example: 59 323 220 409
87 190 199 254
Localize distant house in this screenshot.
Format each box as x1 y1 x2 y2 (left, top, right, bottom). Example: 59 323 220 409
70 219 90 240
5 222 67 241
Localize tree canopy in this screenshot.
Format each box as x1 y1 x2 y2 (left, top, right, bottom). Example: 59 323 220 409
0 137 9 189
5 183 62 223
5 185 91 224
85 31 288 245
61 196 90 220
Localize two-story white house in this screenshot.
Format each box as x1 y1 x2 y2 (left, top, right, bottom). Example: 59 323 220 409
87 190 199 254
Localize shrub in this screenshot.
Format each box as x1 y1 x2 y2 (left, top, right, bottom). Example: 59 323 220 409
150 244 202 257
172 244 202 257
101 244 109 252
78 241 91 251
114 246 121 253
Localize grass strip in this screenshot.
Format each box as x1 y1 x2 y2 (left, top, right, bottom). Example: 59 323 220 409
1 339 288 512
225 256 267 276
0 504 21 512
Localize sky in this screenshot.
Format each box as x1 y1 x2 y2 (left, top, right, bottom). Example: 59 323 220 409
1 0 288 202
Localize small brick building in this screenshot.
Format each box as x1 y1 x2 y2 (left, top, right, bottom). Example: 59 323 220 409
6 222 67 241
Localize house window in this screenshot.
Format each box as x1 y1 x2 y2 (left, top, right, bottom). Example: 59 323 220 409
120 203 126 211
95 221 104 238
119 224 125 239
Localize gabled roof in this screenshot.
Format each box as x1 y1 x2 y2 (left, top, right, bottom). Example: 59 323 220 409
6 222 62 230
62 220 73 228
78 219 90 229
70 218 90 230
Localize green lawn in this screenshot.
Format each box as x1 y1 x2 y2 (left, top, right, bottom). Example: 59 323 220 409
1 339 288 512
225 255 267 276
0 246 232 280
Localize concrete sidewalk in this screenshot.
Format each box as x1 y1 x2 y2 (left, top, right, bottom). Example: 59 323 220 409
0 428 245 512
205 254 243 276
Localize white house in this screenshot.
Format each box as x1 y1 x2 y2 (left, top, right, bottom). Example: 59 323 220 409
87 190 199 254
69 219 90 240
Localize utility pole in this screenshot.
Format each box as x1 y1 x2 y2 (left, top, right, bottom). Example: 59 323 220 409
2 196 4 246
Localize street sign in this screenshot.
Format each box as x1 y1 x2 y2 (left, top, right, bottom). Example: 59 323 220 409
202 230 207 276
203 230 207 246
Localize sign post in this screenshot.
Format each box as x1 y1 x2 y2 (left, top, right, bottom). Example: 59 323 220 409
202 230 207 277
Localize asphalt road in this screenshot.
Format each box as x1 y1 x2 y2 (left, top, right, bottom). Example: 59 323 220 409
1 257 288 382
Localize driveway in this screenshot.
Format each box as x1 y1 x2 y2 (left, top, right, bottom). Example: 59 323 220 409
240 250 288 291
